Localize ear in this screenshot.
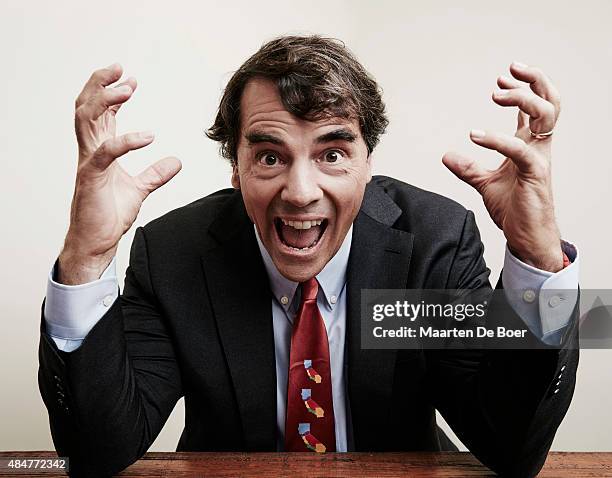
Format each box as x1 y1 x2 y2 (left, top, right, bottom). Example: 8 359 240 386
365 152 373 183
231 162 240 189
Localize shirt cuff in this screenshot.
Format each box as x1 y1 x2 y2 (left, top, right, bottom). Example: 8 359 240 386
502 240 579 343
44 256 119 346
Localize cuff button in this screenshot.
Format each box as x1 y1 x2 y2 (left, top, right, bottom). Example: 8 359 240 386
102 295 114 307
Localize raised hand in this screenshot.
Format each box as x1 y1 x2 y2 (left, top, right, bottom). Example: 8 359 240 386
59 63 182 284
442 62 564 272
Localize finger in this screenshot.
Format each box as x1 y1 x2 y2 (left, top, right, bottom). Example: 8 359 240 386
90 131 155 170
492 88 556 133
497 76 533 134
135 157 182 196
517 110 528 130
497 75 523 90
76 84 134 123
109 77 138 114
442 151 490 192
469 129 535 172
76 63 123 108
509 62 561 115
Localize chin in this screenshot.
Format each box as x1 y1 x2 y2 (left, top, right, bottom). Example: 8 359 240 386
275 258 326 283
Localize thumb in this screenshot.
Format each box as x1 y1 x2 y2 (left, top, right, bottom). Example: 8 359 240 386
442 152 489 193
135 157 182 196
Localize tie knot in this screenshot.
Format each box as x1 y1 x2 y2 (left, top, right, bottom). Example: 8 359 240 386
300 278 319 302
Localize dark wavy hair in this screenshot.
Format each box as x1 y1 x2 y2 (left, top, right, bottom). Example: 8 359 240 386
206 35 389 165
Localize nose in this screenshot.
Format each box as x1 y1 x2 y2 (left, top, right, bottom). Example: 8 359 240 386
280 160 323 208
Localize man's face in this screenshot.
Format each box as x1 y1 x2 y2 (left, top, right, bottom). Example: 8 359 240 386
233 78 372 282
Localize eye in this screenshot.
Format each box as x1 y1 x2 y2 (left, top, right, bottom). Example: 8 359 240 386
323 150 344 163
259 152 280 166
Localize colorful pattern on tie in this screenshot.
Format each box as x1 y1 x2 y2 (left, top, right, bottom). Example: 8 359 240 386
285 279 335 453
298 423 326 453
301 389 324 418
304 359 322 384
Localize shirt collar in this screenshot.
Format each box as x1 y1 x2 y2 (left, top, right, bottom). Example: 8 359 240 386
254 224 353 311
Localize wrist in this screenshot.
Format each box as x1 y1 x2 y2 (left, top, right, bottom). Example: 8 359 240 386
57 246 116 285
508 244 564 273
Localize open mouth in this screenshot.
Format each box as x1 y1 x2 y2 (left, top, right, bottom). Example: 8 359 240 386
274 217 328 251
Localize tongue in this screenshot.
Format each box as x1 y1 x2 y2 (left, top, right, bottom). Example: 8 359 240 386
280 224 322 249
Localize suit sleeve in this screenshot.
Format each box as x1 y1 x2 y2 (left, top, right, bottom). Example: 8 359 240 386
38 227 184 477
425 210 579 478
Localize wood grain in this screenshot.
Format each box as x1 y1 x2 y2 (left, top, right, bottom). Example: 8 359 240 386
0 451 610 477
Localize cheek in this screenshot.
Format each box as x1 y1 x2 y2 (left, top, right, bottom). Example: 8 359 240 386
326 177 368 223
331 164 369 193
337 192 364 220
240 177 277 223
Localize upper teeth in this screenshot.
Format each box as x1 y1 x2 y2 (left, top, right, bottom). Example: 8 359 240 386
281 219 323 230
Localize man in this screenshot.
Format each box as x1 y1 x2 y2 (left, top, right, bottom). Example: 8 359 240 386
38 36 579 477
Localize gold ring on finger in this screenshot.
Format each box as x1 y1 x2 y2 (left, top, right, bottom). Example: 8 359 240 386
529 128 554 140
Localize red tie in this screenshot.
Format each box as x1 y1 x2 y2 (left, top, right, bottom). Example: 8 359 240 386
284 278 336 453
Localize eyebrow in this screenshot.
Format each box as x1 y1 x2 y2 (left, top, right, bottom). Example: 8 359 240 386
316 128 357 144
245 128 357 147
245 131 284 146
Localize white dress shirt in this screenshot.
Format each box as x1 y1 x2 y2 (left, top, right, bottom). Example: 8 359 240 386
255 226 353 451
44 227 579 452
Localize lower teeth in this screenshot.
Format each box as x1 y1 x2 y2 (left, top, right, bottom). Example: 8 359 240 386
286 239 319 251
277 220 324 250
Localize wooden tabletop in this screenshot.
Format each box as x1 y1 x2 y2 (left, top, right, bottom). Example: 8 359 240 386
1 451 611 477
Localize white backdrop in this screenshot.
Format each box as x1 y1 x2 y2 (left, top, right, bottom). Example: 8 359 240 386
1 0 610 452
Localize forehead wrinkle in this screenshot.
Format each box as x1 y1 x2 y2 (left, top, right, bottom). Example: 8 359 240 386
244 111 296 128
243 121 363 151
242 120 296 147
239 78 363 143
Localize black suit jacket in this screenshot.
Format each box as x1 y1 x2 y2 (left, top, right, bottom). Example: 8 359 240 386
38 175 579 477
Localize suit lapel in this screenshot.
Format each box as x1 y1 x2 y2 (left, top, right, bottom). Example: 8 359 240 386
200 193 277 451
347 183 415 450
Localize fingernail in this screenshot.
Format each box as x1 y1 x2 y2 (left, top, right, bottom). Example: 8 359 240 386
118 85 132 94
494 89 508 97
140 131 155 140
470 129 486 139
107 62 119 70
513 61 528 69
